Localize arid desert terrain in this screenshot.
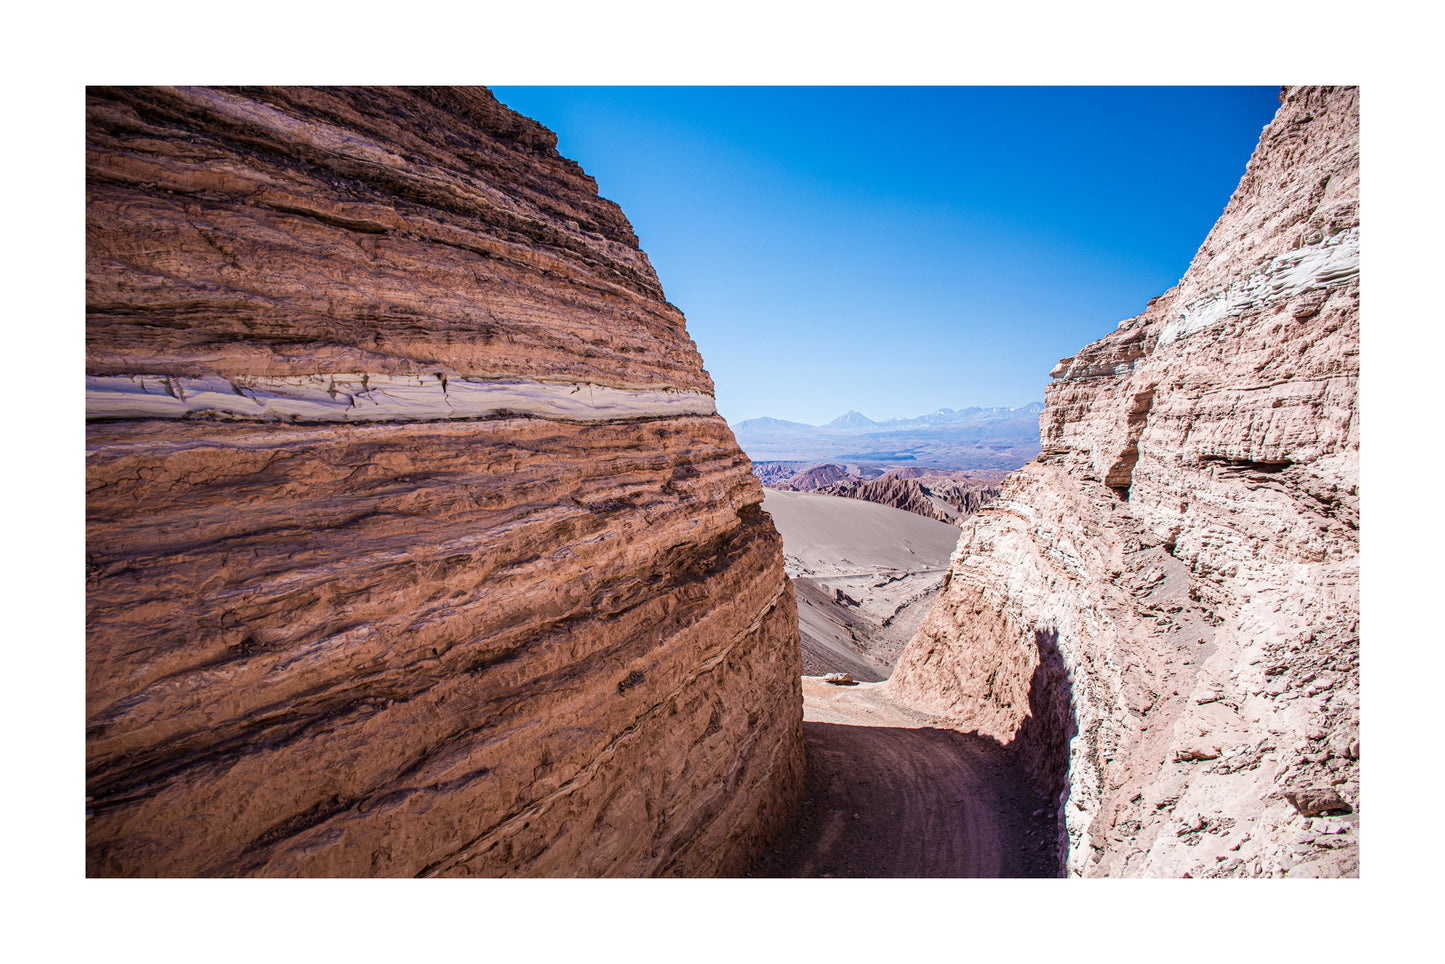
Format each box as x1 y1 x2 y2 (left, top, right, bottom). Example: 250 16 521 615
85 84 1359 881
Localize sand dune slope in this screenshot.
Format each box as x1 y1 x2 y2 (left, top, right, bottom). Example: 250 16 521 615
761 489 960 676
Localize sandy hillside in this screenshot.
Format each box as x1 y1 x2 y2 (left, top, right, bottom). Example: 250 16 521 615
761 489 960 678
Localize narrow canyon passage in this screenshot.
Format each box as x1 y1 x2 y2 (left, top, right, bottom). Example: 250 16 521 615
748 679 1059 877
752 487 1058 876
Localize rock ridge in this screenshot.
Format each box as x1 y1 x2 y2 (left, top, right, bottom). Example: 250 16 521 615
816 475 1001 526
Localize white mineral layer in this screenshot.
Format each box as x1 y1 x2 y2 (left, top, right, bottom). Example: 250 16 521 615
86 373 718 423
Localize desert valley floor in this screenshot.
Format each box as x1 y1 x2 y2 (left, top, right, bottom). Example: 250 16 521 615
746 490 1061 876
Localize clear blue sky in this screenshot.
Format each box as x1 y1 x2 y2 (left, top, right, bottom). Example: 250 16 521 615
489 86 1282 425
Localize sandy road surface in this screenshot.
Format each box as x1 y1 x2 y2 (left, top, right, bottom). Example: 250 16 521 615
749 679 1060 877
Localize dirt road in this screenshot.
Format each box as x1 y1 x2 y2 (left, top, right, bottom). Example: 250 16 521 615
748 679 1061 877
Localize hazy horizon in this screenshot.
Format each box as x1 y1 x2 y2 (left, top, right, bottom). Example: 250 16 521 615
735 399 1043 429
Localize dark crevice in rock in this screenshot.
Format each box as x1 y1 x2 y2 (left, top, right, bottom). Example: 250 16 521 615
1199 455 1293 473
1103 385 1157 499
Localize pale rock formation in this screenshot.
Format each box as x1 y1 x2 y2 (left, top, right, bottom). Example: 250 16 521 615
888 86 1359 878
86 86 803 877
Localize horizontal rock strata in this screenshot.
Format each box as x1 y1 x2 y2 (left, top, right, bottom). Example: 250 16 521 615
888 86 1360 878
86 86 803 877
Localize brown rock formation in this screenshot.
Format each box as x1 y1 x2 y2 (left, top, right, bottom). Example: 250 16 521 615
751 461 816 488
786 462 857 491
752 460 1003 527
86 86 803 877
752 461 884 492
888 86 1359 877
818 475 1001 525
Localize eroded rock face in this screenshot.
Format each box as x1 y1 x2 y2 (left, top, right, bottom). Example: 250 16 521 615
888 86 1359 878
816 475 1001 525
86 86 803 876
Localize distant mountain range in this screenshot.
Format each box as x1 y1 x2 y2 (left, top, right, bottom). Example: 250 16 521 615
732 403 1044 471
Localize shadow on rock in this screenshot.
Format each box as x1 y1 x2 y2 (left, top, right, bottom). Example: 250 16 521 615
999 627 1077 875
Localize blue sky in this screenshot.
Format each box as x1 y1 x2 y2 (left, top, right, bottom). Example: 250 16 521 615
490 86 1282 425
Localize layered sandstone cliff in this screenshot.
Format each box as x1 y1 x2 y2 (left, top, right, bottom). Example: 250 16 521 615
889 86 1359 877
85 86 803 876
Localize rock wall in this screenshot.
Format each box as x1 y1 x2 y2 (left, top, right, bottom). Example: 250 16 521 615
85 86 803 877
888 86 1359 877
